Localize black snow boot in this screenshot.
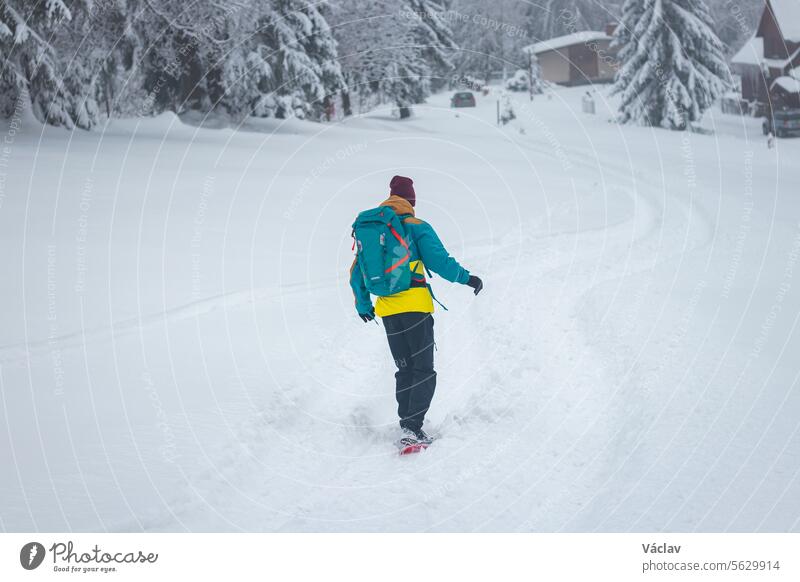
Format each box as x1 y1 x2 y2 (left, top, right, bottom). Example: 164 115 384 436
413 428 433 445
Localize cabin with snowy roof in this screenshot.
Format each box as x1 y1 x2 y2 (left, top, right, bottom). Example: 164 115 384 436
524 26 619 87
731 0 800 110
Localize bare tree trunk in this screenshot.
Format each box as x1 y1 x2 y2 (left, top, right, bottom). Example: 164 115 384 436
342 90 352 117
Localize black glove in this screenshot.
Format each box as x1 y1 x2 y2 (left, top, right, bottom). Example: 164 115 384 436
466 275 483 296
358 308 375 323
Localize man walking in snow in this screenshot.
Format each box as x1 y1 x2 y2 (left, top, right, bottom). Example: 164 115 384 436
349 176 483 448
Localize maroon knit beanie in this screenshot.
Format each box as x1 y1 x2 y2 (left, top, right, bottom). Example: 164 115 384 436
389 175 416 207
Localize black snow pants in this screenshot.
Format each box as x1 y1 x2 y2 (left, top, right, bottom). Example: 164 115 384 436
382 312 436 432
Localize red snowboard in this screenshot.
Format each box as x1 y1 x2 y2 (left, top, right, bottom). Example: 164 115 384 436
399 442 429 456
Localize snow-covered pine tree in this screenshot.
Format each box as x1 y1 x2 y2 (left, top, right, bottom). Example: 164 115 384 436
302 2 345 117
258 0 344 119
611 0 731 129
529 52 545 95
51 1 135 130
0 0 87 128
198 2 273 121
328 0 385 113
218 47 273 121
60 59 100 130
403 0 456 88
85 0 151 120
134 1 236 116
364 2 428 115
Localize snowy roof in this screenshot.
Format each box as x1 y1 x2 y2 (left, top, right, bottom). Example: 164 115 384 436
770 0 800 43
790 66 800 79
731 34 800 69
527 31 611 55
772 75 800 93
767 45 800 68
731 35 764 66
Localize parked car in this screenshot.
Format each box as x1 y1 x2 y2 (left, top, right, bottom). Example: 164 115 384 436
763 109 800 137
451 91 476 108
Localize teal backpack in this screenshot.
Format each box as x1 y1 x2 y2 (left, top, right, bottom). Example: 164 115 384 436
351 206 412 296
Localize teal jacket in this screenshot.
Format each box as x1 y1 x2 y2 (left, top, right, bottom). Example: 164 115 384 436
349 196 469 317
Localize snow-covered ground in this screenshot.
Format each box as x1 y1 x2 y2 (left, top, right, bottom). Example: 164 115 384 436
1 86 798 532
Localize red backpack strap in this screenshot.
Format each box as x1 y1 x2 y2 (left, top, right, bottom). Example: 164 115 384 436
383 221 410 273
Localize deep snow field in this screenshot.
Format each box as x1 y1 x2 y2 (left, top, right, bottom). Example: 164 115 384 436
1 85 799 532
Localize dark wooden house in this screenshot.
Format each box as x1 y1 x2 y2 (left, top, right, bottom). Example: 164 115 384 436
731 0 800 110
